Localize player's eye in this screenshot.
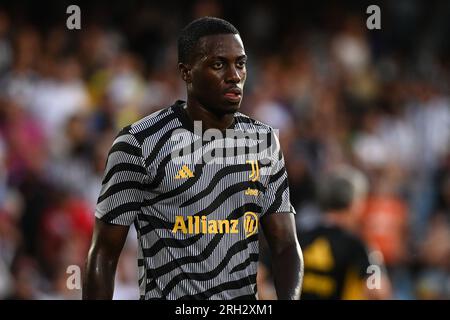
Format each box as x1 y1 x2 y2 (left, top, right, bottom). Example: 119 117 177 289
236 60 246 68
212 62 223 69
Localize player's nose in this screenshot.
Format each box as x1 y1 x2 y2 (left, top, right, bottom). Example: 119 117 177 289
225 65 242 83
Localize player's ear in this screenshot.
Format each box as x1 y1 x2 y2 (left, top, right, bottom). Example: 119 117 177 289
178 63 192 83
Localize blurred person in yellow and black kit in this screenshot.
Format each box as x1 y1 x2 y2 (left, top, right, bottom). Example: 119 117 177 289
297 166 392 299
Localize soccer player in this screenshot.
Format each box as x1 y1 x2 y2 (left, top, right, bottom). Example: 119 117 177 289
298 166 391 299
82 17 303 300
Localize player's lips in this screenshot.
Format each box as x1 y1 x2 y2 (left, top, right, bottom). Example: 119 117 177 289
223 88 242 103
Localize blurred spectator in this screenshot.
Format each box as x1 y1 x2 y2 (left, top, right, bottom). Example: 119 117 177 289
27 56 89 141
297 165 392 300
0 9 12 73
416 214 450 299
38 190 93 278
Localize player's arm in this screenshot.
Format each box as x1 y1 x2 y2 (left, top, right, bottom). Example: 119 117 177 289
260 212 303 300
82 218 129 299
82 128 146 299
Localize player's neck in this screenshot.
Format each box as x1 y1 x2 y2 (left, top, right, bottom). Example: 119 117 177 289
184 100 235 131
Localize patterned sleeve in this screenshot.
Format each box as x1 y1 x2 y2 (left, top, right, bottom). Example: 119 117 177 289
95 128 147 225
261 130 296 216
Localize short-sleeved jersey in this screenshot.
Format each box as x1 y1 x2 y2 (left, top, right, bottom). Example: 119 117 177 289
95 100 295 300
297 224 371 300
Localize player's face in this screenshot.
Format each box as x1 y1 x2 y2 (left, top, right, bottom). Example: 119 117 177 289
188 34 247 115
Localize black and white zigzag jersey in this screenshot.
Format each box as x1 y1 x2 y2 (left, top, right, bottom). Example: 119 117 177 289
95 100 295 300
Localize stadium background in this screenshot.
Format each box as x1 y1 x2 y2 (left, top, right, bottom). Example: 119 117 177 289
0 0 449 299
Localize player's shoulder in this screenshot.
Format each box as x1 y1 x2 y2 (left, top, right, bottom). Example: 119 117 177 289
307 225 363 245
120 103 181 144
129 105 177 134
234 112 274 134
329 226 368 253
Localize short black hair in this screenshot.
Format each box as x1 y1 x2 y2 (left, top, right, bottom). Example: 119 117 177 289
178 17 240 64
316 167 368 212
317 175 354 212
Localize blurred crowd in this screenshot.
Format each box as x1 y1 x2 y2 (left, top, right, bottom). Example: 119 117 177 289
0 0 449 299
